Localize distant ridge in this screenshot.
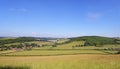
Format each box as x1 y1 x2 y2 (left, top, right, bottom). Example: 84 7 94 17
70 36 116 46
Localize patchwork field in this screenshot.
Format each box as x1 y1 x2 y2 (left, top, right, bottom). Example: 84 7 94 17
33 41 85 49
0 38 120 69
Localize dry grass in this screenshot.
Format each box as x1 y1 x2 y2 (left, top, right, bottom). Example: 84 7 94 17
2 50 108 56
0 54 120 69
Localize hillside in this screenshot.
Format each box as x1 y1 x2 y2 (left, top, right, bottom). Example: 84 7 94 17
0 37 36 45
70 36 116 46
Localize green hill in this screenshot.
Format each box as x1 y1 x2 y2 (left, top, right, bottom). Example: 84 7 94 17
70 36 116 46
0 37 36 45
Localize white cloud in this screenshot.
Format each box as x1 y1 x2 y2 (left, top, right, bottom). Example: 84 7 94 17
87 12 102 18
86 12 103 22
9 8 28 12
31 32 38 35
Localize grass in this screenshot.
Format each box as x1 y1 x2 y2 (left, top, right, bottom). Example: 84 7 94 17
1 49 115 56
1 40 120 69
34 41 85 49
55 41 85 49
69 44 120 49
33 42 120 50
0 50 15 55
56 38 70 43
0 54 120 69
5 41 53 46
26 41 53 45
0 66 30 69
0 38 15 40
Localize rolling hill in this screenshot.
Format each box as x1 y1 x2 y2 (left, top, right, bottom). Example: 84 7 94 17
70 36 116 46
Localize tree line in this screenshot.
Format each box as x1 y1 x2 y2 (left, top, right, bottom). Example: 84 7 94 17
0 37 38 51
0 37 36 45
70 36 119 46
0 43 40 51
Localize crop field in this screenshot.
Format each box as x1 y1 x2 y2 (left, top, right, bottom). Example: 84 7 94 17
0 54 120 69
26 41 54 46
0 49 118 56
0 50 15 55
0 49 112 56
55 41 85 49
34 41 85 49
67 44 120 49
33 41 120 50
0 39 120 69
56 38 70 43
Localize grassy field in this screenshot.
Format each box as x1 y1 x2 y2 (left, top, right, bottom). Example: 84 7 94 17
0 39 120 69
34 41 85 49
55 41 85 49
33 41 120 50
0 49 111 56
56 38 70 43
26 41 53 45
0 50 15 55
1 49 119 56
0 54 120 69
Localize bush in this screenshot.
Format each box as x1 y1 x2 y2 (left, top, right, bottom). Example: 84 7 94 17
117 51 120 54
0 66 30 69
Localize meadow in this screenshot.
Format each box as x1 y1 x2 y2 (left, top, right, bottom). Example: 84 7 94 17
0 54 120 69
0 49 110 56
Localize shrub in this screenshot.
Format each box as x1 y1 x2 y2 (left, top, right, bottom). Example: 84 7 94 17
0 66 30 69
117 51 120 54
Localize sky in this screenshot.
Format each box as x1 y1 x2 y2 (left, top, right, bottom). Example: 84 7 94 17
0 0 120 37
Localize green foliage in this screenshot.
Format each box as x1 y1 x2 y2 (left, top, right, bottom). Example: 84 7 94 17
70 36 116 46
0 37 36 45
117 51 120 54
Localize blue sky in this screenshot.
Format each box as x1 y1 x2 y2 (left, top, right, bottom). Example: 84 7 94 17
0 0 120 37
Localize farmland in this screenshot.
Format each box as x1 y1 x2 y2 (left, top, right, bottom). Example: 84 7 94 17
0 50 109 56
33 41 85 49
0 55 120 69
0 36 120 69
1 0 120 69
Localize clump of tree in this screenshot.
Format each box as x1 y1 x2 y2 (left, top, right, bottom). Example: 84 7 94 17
117 51 120 54
51 43 57 47
72 45 84 49
0 43 39 51
55 40 71 45
0 45 10 51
